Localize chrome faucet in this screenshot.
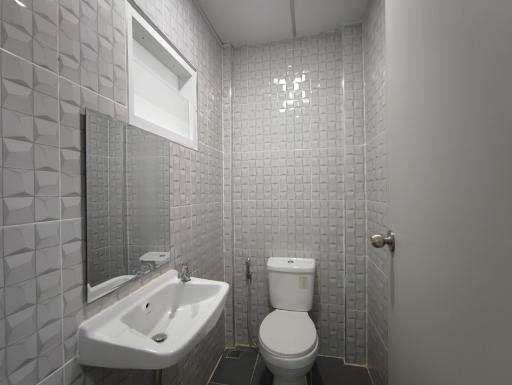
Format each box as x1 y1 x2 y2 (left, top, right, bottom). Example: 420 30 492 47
178 262 191 283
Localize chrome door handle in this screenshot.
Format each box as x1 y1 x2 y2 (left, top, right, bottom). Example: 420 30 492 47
370 230 395 252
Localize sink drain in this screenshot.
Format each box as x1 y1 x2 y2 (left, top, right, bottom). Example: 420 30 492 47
152 333 167 343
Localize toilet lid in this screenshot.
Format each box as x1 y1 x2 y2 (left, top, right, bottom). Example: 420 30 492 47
259 310 317 358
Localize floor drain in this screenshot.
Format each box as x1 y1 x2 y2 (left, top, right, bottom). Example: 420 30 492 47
224 348 241 359
152 333 167 343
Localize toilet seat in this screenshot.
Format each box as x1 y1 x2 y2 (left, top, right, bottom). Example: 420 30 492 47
259 310 317 358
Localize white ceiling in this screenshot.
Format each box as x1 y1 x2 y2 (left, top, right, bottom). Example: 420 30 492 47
294 0 368 37
197 0 369 45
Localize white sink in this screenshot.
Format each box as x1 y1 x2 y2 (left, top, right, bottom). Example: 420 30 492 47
78 270 229 369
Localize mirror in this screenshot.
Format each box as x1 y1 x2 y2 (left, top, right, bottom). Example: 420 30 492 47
85 110 170 302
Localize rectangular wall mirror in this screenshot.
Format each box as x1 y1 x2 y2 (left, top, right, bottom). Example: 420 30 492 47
85 110 171 302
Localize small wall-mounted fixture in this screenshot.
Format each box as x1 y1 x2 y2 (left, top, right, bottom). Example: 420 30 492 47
126 2 198 150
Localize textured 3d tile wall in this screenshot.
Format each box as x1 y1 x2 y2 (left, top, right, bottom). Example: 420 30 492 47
222 28 367 364
364 0 389 383
0 0 224 384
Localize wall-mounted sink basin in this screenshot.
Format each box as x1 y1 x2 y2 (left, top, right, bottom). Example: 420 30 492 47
78 270 229 369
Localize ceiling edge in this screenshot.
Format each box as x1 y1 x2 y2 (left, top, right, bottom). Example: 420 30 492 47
192 0 224 45
289 0 297 37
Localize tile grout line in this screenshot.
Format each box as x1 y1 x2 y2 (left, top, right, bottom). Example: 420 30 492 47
361 16 371 373
58 56 68 385
248 353 260 385
367 314 388 354
206 351 225 385
57 5 66 380
342 27 349 362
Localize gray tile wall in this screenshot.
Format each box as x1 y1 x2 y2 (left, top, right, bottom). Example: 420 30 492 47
224 30 366 363
342 25 366 364
0 0 225 384
0 0 128 382
364 0 389 383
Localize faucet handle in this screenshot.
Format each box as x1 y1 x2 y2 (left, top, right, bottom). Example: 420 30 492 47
178 261 191 282
178 261 188 275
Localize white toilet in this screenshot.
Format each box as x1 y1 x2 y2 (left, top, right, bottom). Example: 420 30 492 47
259 257 318 385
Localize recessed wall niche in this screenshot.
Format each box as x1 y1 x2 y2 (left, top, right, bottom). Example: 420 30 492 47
126 2 198 150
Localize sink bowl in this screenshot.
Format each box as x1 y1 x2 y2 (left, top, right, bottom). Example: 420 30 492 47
78 270 229 369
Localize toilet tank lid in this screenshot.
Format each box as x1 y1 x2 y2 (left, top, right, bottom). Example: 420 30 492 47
267 258 315 273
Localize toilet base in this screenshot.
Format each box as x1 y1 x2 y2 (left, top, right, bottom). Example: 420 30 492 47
272 374 308 385
259 320 318 385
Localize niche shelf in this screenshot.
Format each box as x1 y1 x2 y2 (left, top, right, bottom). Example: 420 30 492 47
126 3 198 150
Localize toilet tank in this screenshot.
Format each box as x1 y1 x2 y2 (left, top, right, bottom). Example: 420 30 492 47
267 257 315 311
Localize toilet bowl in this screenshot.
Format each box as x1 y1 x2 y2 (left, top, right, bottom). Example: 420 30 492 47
259 310 318 385
260 257 318 385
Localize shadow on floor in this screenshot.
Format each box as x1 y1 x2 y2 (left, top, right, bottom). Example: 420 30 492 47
209 348 372 385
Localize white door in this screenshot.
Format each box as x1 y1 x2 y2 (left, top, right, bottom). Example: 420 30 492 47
385 0 512 384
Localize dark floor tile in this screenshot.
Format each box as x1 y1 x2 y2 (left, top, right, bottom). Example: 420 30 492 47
211 347 258 385
212 350 368 385
250 355 273 385
250 354 312 385
312 356 372 385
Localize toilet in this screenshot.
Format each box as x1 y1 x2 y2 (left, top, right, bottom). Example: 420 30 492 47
259 257 318 385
